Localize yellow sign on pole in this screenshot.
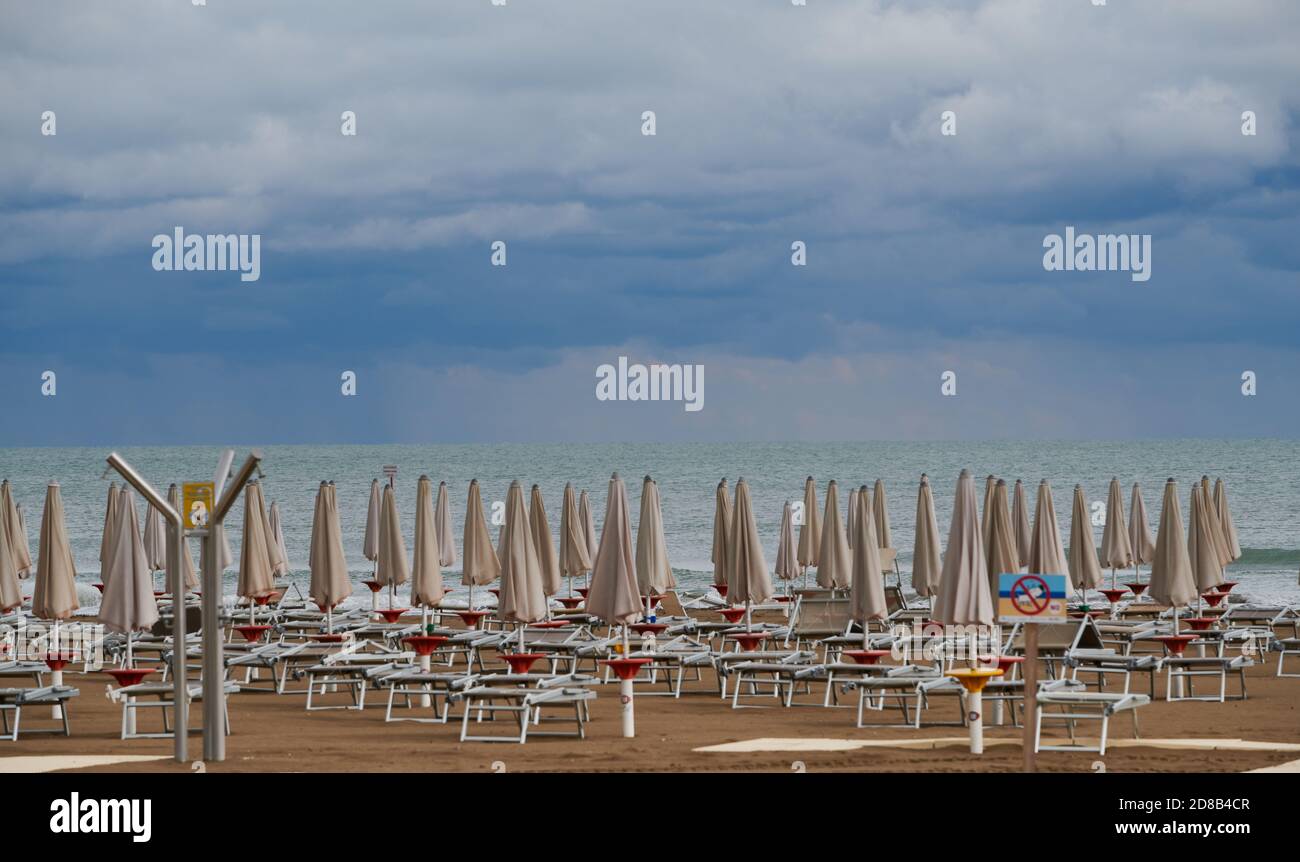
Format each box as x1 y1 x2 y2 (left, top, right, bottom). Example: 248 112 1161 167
182 481 215 529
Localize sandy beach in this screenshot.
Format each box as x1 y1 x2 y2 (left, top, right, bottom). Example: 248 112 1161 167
7 615 1299 775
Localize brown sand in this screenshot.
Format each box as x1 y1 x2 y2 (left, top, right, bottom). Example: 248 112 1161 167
7 645 1300 773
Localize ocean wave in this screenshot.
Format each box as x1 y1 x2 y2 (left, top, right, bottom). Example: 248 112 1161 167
1236 548 1300 566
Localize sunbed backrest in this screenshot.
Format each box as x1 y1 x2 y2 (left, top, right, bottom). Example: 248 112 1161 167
794 596 851 636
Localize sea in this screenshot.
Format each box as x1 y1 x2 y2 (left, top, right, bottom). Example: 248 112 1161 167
2 440 1297 609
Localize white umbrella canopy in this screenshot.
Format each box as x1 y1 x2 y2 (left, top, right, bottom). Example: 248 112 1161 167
309 482 352 612
1099 478 1134 573
558 483 592 585
461 480 501 591
363 478 382 565
237 482 278 603
1149 479 1197 610
1129 483 1156 567
1212 478 1242 562
2 481 33 578
499 482 548 624
710 479 733 589
529 484 563 597
1188 483 1225 594
142 501 167 573
980 474 997 549
872 479 892 550
376 484 410 593
817 480 852 589
585 474 642 627
269 501 292 575
774 500 798 583
933 471 993 626
99 487 159 636
1011 479 1033 565
912 474 943 598
727 478 773 608
635 477 675 595
845 487 859 550
33 482 79 621
0 500 19 612
98 481 118 585
1200 476 1233 568
1027 480 1069 578
985 480 1021 597
849 487 886 626
166 484 199 592
435 481 457 569
411 475 446 609
578 490 598 566
1067 484 1104 595
797 476 821 571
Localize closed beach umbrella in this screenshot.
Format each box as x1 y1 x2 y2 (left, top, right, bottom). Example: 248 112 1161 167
774 501 798 586
1011 480 1032 564
99 481 118 585
237 482 278 614
2 481 33 578
1099 478 1133 588
850 487 886 634
435 481 457 568
269 501 291 575
635 477 674 599
0 503 19 612
529 485 562 598
1129 483 1156 574
1212 479 1241 562
461 480 501 606
1199 476 1233 568
309 482 352 623
1068 484 1104 597
1149 479 1197 619
411 476 446 610
579 490 598 566
817 480 852 589
933 471 993 626
1187 483 1224 595
980 475 997 549
586 474 641 630
985 480 1020 597
912 475 942 599
727 479 773 617
499 482 548 633
260 491 286 579
376 484 410 609
558 483 592 592
797 477 821 575
142 500 167 578
710 479 732 589
166 484 199 593
99 487 160 649
1027 480 1068 578
34 482 79 622
846 487 859 550
363 479 381 567
873 479 892 551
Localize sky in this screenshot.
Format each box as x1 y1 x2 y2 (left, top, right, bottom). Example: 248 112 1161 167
2 0 1299 445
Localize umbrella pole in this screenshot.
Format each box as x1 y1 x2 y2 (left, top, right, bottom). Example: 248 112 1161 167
745 599 752 633
620 623 634 737
1110 567 1116 590
327 607 333 635
50 619 63 720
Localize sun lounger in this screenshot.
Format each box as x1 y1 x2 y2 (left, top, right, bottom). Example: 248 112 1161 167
112 680 239 740
1065 648 1162 697
1164 654 1253 702
787 595 853 649
303 652 412 710
381 669 479 723
451 672 599 743
0 661 49 687
854 668 964 729
0 686 79 740
713 650 817 699
1034 680 1150 756
729 654 824 708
